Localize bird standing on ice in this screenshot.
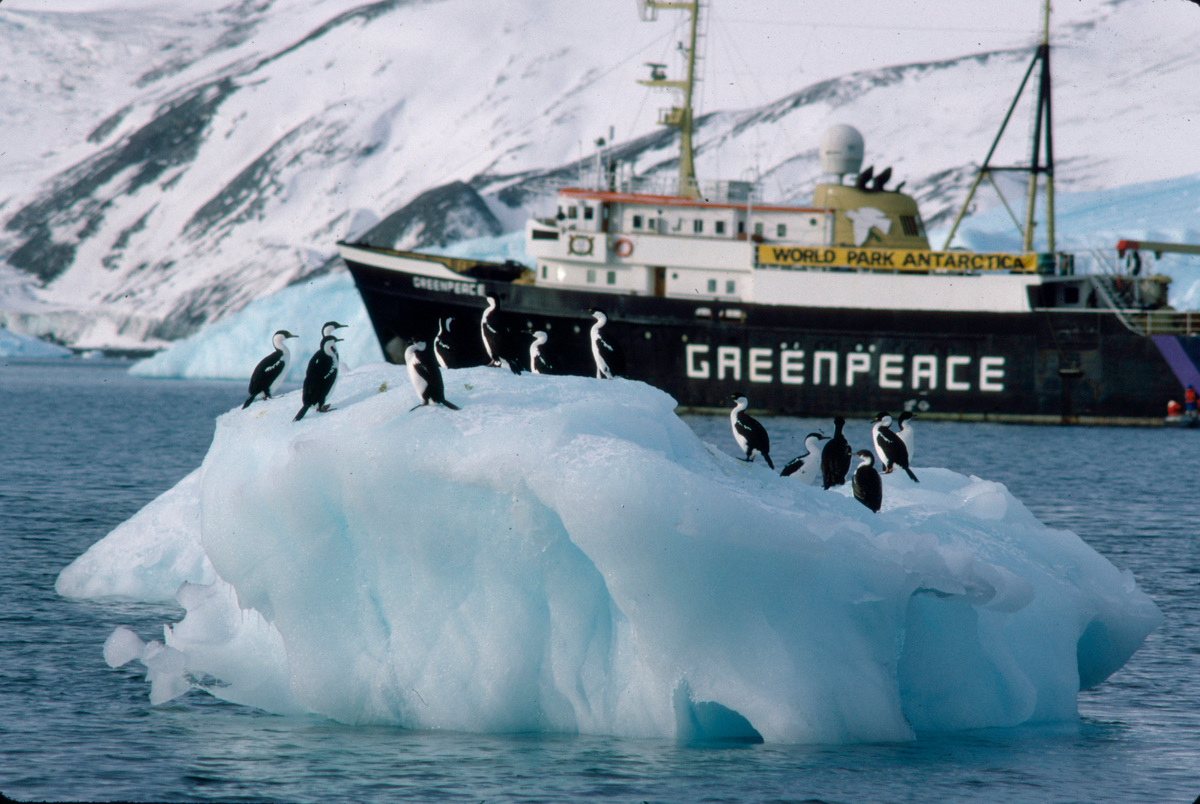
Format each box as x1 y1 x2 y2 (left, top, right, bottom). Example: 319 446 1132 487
529 330 552 374
821 416 852 489
434 317 456 369
243 329 297 409
729 393 774 469
481 296 502 367
851 449 883 512
896 411 915 461
588 308 622 379
293 334 341 421
405 340 460 411
780 432 828 483
872 412 918 481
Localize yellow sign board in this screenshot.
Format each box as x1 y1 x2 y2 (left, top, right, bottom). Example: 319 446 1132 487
757 245 1038 273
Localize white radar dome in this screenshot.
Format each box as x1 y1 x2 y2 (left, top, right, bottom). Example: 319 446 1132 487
820 125 865 178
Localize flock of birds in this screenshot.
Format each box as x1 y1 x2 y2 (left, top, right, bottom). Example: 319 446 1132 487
244 298 915 514
240 295 621 420
730 396 917 514
242 320 348 420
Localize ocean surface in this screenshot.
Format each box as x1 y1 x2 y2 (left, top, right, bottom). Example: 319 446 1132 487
2 358 1199 803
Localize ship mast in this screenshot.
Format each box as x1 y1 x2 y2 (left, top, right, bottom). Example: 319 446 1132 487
637 0 703 199
942 0 1056 254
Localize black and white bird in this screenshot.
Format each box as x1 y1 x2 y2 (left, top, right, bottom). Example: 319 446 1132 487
870 166 893 192
780 432 829 483
729 393 774 469
481 296 503 367
854 165 874 191
293 334 342 421
588 308 623 379
821 415 852 489
434 317 457 369
896 411 915 461
529 330 553 374
871 412 918 481
405 340 459 411
243 329 297 409
851 449 883 513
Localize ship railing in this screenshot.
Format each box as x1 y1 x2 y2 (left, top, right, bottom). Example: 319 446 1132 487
1084 273 1148 334
1122 310 1200 337
523 170 763 205
1087 275 1199 336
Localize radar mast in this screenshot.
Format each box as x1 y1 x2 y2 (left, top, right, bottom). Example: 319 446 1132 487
943 0 1056 253
637 0 704 199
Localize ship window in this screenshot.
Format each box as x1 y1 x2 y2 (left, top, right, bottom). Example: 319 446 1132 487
900 215 920 237
607 270 616 285
587 269 596 283
568 206 578 219
707 279 717 293
541 265 547 279
777 223 787 238
584 206 594 220
633 214 643 229
647 218 657 231
726 280 736 294
716 220 726 235
754 222 763 237
1063 286 1080 304
693 219 704 234
738 221 745 235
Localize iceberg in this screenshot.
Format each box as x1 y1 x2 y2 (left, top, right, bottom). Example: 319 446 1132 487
0 327 73 358
127 236 530 382
57 364 1162 743
129 272 383 381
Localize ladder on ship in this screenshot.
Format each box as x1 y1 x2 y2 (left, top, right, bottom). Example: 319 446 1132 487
1089 240 1200 336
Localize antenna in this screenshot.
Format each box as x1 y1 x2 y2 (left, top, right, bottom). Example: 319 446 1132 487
942 0 1056 255
637 0 704 199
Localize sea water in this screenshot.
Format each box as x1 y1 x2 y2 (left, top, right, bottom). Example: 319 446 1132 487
2 359 1199 803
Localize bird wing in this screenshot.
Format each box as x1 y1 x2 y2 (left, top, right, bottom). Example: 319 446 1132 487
416 354 446 399
597 335 625 374
301 353 332 403
780 454 805 477
249 350 284 390
734 415 767 448
877 427 909 464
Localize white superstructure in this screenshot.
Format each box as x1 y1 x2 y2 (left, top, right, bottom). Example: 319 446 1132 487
525 178 1048 314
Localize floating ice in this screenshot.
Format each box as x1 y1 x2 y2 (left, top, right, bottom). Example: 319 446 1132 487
59 364 1162 743
57 468 214 602
129 272 382 381
0 327 72 358
126 236 531 382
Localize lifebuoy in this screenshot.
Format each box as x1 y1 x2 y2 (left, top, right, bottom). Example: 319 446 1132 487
568 234 594 256
613 237 634 257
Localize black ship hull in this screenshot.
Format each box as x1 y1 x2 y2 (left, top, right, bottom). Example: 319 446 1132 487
342 249 1187 424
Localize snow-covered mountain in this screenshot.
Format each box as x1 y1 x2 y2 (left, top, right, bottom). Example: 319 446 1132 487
1 0 1198 351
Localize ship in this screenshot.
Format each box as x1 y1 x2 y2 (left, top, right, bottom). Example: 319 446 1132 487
338 0 1200 424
